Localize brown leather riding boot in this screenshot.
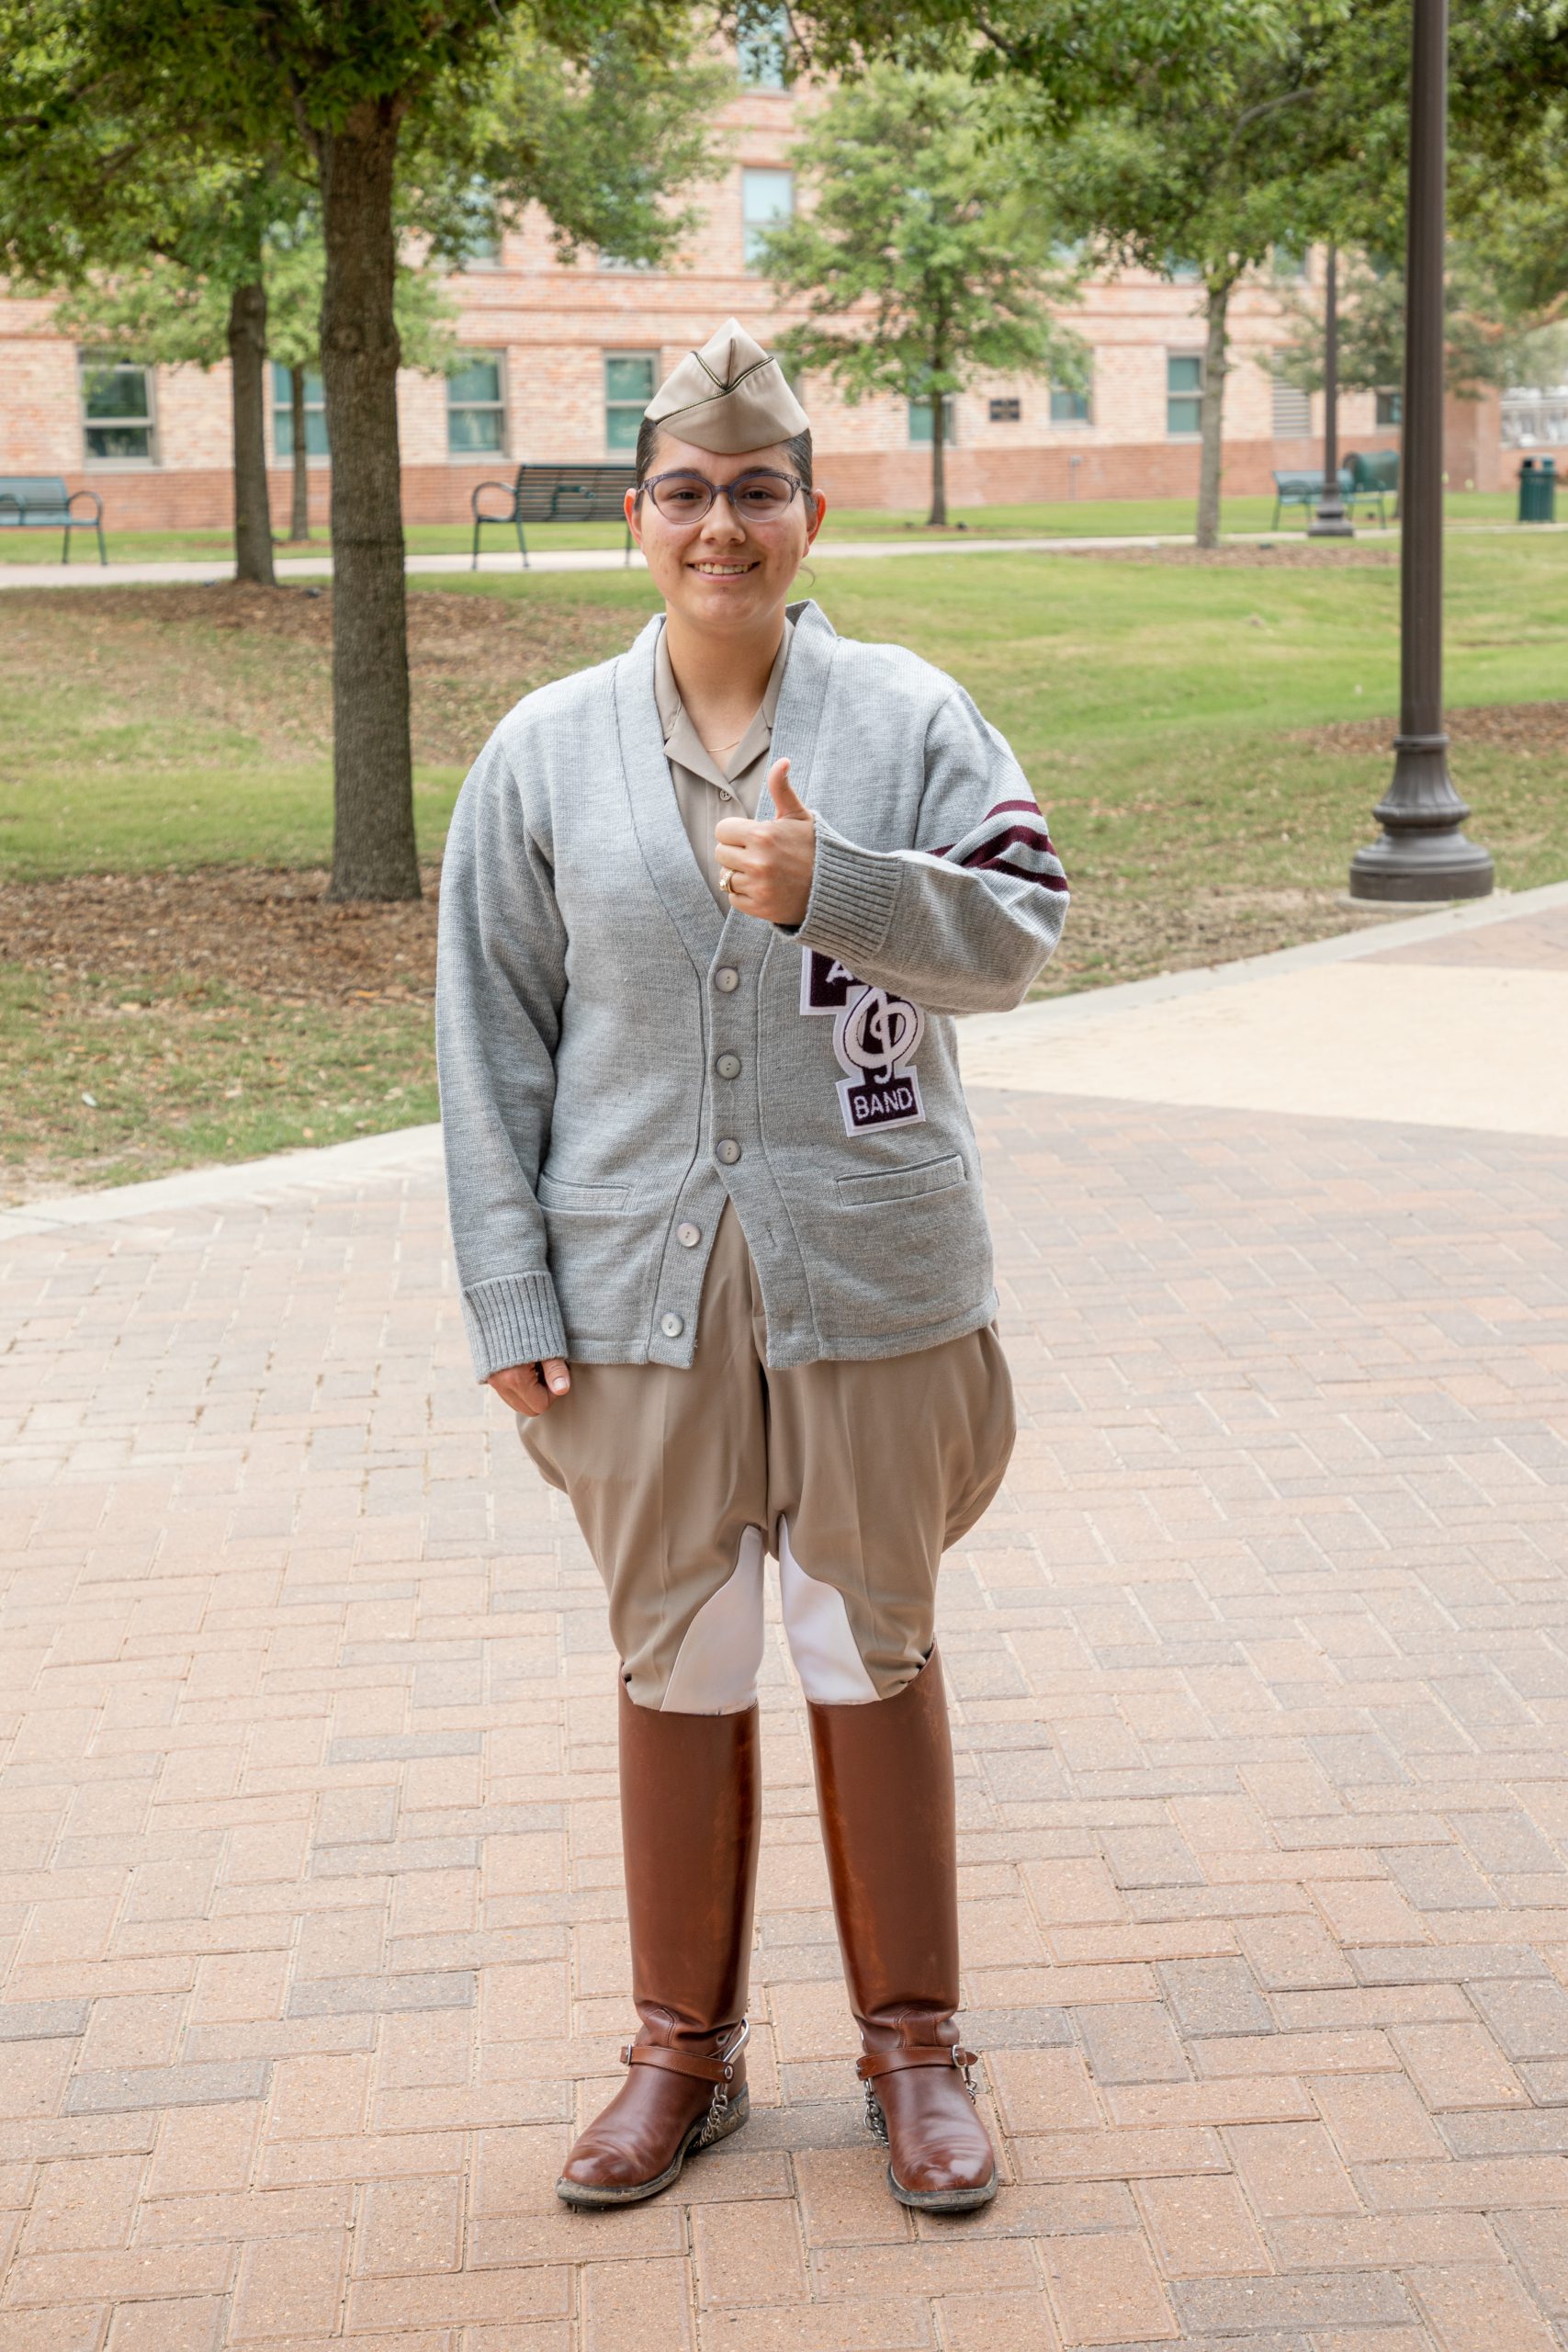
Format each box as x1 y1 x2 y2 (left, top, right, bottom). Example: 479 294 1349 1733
556 1682 761 2207
808 1648 997 2212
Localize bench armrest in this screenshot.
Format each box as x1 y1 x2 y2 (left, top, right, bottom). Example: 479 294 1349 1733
0 494 21 522
66 489 104 522
470 480 517 520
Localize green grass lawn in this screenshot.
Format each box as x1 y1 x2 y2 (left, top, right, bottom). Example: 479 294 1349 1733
3 529 1564 1193
0 488 1530 567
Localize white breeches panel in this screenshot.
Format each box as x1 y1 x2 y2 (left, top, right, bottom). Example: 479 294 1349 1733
521 1204 1014 1711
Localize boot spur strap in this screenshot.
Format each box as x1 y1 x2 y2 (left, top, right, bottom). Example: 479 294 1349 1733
620 2019 750 2143
857 2044 979 2099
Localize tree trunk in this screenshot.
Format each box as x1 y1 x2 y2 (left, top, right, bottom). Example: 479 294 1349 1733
1195 278 1233 550
288 365 311 542
928 393 948 527
227 279 276 586
318 100 419 902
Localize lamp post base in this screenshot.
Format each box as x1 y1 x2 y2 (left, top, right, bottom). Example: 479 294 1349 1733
1309 497 1355 538
1348 731 1495 901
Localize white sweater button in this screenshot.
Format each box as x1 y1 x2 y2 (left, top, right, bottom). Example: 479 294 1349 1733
716 1139 741 1166
716 1054 741 1080
715 967 739 992
676 1223 701 1248
660 1312 684 1339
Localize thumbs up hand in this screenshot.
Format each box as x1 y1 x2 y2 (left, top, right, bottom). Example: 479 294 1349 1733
715 758 816 926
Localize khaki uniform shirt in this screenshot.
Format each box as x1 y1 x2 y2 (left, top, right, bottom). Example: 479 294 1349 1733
655 618 795 907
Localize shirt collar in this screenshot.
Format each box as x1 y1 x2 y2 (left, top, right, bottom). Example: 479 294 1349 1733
655 617 795 787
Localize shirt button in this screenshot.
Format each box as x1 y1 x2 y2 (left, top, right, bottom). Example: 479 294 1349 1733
716 1139 741 1166
676 1222 701 1248
715 967 739 993
660 1312 684 1340
716 1053 741 1080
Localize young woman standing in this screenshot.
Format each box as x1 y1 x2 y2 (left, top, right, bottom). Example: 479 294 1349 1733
436 322 1068 2214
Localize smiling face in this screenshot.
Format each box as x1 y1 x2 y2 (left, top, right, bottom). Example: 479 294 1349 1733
626 433 827 640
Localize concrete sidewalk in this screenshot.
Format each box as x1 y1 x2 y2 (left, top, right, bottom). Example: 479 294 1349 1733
2 519 1557 593
4 889 1568 2350
962 880 1568 1139
0 526 1393 592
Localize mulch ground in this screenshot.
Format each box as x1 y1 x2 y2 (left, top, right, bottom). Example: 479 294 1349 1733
1299 699 1568 754
0 861 1403 1011
1077 542 1398 568
1 865 442 1005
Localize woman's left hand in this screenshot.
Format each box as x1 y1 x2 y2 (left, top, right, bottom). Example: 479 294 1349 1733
716 758 815 926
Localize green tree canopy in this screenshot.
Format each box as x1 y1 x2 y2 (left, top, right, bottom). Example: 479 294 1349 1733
1035 3 1352 546
1 0 725 898
759 66 1086 526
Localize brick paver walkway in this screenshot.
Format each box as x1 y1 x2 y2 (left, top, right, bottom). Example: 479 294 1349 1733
6 1050 1568 2346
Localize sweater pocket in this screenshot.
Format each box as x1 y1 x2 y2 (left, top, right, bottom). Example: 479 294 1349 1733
537 1171 633 1215
836 1152 966 1208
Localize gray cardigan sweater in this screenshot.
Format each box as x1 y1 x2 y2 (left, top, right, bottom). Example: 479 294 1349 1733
436 599 1068 1379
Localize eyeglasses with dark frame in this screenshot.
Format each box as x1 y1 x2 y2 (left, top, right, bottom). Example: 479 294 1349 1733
637 468 807 526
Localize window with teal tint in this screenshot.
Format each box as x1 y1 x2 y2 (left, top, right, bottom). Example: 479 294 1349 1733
738 4 791 85
605 352 657 453
273 363 328 459
1376 390 1403 425
447 355 506 455
908 393 958 445
452 179 501 267
1167 353 1204 435
1050 384 1091 424
81 356 156 462
743 169 795 269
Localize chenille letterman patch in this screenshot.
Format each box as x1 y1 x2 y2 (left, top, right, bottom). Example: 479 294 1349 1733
799 950 927 1136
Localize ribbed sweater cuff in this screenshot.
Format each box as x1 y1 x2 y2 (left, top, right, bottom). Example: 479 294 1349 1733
794 816 903 971
461 1271 570 1383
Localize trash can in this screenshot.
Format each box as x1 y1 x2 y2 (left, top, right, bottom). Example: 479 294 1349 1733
1518 456 1557 523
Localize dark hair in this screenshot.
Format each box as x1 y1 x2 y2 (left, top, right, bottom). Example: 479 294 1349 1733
635 414 813 492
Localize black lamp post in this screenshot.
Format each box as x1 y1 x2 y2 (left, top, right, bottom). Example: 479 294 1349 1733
1348 0 1493 901
1309 247 1354 538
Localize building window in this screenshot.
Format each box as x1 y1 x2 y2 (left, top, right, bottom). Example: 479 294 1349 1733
989 397 1021 424
451 180 502 269
80 356 156 462
1274 246 1310 280
273 363 328 459
742 168 794 270
1050 384 1091 424
447 354 506 455
1167 353 1204 435
738 4 791 86
1271 376 1312 436
605 352 657 454
908 393 958 446
1166 258 1202 283
1376 390 1403 426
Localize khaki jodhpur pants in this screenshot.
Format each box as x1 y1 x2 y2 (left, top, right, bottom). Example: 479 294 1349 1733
522 1204 1015 1713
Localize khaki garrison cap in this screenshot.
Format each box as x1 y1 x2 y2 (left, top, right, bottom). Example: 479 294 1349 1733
644 317 809 454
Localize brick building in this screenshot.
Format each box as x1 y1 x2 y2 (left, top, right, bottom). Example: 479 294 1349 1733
0 56 1502 533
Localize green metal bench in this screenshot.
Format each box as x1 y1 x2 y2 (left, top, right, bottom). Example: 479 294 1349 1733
1271 450 1399 531
470 462 637 570
0 475 107 564
1341 447 1399 528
